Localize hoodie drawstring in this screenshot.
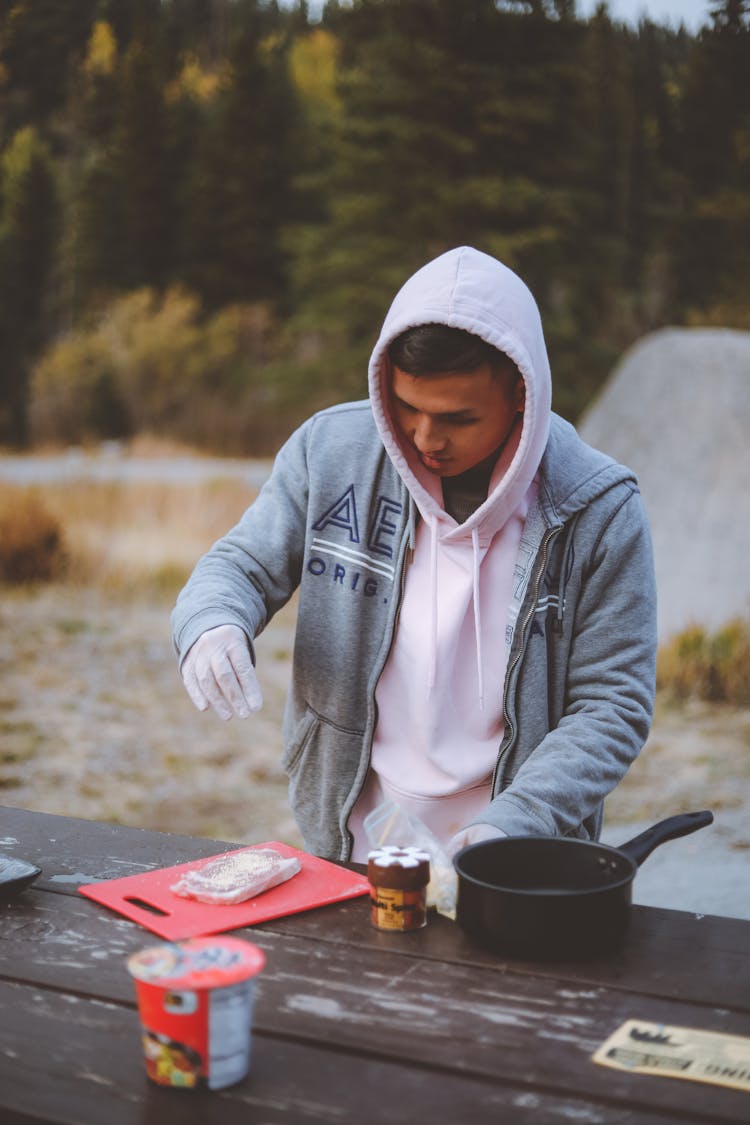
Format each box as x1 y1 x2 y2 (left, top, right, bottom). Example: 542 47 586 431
471 527 484 711
407 498 416 552
427 520 438 694
425 522 486 709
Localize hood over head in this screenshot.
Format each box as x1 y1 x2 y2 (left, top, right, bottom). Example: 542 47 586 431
368 246 552 540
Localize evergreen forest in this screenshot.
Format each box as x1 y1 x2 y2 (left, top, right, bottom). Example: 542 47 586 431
1 0 748 454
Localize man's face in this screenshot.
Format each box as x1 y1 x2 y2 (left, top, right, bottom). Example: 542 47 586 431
389 362 525 478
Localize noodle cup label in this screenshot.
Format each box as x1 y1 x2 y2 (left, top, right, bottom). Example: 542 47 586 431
127 936 266 1090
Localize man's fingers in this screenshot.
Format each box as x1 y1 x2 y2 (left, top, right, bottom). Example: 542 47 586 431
182 662 210 713
203 648 251 719
182 648 237 720
227 644 263 712
180 625 262 720
193 664 234 720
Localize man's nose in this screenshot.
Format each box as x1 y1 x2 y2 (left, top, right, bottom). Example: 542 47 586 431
413 415 445 450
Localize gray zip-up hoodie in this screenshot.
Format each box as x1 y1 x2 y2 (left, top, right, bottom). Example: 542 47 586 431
172 250 657 862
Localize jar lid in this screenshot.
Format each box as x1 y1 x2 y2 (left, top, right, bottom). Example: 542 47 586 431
367 845 431 889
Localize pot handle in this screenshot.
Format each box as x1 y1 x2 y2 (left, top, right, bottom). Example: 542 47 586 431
617 810 714 868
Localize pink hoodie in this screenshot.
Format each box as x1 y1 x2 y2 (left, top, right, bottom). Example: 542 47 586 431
349 247 552 859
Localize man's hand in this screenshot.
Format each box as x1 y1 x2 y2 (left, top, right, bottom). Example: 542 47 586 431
447 822 507 858
181 624 263 720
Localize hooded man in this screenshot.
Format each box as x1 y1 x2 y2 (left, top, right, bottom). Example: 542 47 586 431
172 246 657 862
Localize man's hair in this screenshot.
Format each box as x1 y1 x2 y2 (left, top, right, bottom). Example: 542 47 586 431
387 324 517 379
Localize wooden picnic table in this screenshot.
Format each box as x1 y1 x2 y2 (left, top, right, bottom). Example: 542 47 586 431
1 805 748 1124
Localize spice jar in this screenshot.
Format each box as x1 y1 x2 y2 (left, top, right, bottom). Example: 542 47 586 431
367 845 431 932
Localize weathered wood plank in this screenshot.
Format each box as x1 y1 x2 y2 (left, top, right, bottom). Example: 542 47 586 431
1 890 748 1121
263 893 750 1011
2 805 748 1010
3 885 750 1024
252 936 749 1123
0 805 232 888
0 979 686 1125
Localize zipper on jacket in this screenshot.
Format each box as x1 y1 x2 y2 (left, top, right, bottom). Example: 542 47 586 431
492 524 561 797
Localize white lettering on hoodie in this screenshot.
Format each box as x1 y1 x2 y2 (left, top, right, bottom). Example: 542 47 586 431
349 247 552 860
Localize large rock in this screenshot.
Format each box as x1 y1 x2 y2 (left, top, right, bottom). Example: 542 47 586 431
577 327 750 641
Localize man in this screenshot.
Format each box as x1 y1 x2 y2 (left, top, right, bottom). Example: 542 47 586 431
172 246 657 862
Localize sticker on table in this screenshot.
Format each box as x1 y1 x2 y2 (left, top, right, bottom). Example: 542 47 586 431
592 1019 750 1092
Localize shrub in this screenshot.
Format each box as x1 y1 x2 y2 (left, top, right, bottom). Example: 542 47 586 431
27 287 323 455
28 330 132 443
657 618 750 706
0 487 66 583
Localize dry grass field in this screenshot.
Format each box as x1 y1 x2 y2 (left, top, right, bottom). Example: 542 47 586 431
0 583 302 847
0 459 300 845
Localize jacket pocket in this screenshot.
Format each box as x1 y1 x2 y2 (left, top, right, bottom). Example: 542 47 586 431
281 708 318 776
281 707 365 860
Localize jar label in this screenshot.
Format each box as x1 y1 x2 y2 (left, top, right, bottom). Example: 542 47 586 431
370 886 426 931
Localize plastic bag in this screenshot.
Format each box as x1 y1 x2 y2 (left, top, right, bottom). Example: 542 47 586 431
170 848 301 905
364 799 457 918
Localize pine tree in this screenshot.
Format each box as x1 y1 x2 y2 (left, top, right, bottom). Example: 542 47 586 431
64 19 123 318
676 0 750 311
0 128 58 444
709 0 750 32
0 0 98 131
179 5 298 307
116 31 172 289
295 2 586 355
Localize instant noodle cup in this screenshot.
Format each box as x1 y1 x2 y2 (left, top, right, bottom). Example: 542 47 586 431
127 935 266 1090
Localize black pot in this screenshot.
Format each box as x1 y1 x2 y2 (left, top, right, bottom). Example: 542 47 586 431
454 810 714 959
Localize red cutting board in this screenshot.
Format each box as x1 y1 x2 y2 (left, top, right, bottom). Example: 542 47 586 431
78 841 370 940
